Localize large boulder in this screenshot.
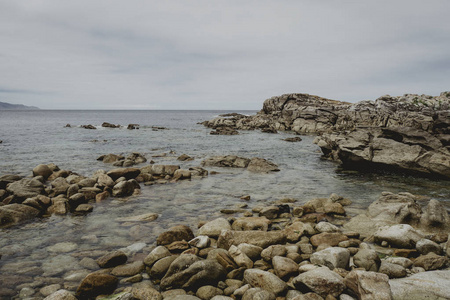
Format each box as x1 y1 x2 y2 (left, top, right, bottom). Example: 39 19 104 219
0 174 22 189
310 247 350 270
6 178 45 201
374 224 423 248
157 225 194 246
243 269 287 295
344 270 392 300
160 256 226 290
389 270 450 300
0 204 40 227
292 266 345 298
76 273 118 299
32 164 53 180
198 218 232 238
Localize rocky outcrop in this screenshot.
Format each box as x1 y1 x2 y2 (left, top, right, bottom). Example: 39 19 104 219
203 92 450 178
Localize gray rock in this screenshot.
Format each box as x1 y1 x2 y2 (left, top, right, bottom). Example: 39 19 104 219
198 218 232 238
413 253 447 271
112 180 136 197
196 285 224 300
228 245 253 268
272 256 298 279
247 158 279 173
232 217 271 231
344 270 392 300
379 261 407 278
384 257 413 269
189 236 211 249
149 255 178 279
237 243 263 261
161 256 226 290
76 273 118 299
97 250 128 268
390 270 450 300
33 164 53 179
6 178 45 201
131 281 162 300
416 238 442 255
421 199 450 228
217 230 286 249
353 249 381 272
243 269 287 295
315 221 341 233
144 246 171 266
0 203 40 227
242 288 276 300
310 247 350 270
374 224 423 248
292 266 345 298
43 289 77 300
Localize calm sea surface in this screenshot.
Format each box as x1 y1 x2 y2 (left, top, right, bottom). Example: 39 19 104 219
0 110 449 295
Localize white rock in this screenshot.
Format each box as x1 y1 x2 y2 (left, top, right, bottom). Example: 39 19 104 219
310 247 350 270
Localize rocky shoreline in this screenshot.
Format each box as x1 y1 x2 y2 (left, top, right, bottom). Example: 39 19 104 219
2 186 449 299
202 92 450 179
0 158 449 299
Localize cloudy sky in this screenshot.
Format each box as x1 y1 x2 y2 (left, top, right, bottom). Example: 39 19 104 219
1 1 449 109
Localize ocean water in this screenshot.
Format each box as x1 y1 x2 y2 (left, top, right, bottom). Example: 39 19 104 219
0 110 449 296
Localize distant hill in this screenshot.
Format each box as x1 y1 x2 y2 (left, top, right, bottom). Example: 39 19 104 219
0 101 39 110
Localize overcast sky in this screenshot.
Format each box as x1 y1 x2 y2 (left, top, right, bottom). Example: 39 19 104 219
1 1 449 110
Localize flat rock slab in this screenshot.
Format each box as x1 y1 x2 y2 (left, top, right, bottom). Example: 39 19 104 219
389 270 450 300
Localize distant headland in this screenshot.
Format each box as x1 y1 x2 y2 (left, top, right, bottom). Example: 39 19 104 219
0 101 39 110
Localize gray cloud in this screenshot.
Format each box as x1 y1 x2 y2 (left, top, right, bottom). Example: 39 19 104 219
0 0 449 109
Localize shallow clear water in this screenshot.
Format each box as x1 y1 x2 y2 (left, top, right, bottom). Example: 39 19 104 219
0 110 449 297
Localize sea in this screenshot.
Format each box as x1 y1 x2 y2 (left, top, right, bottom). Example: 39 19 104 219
0 110 449 296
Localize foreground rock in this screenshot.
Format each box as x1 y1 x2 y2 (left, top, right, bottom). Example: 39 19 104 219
389 270 450 300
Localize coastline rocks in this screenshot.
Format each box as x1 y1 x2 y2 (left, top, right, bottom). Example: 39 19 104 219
210 127 239 135
102 122 121 128
97 250 128 268
247 158 280 173
157 225 195 246
203 92 450 178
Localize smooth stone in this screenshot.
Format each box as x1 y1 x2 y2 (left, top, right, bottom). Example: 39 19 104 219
389 270 450 300
115 213 159 223
76 273 119 299
243 269 287 295
231 217 271 231
157 225 194 246
373 224 423 248
131 281 162 300
344 270 392 300
40 284 61 297
310 247 350 270
198 218 232 238
228 245 253 268
43 289 77 300
149 255 178 280
310 232 348 247
315 221 341 233
218 230 286 249
97 250 128 268
46 242 77 253
272 255 298 279
292 266 345 298
242 287 275 300
111 261 145 277
196 285 224 300
353 249 381 272
144 246 171 266
237 243 263 261
413 253 447 271
415 238 442 255
261 245 286 261
379 261 407 278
